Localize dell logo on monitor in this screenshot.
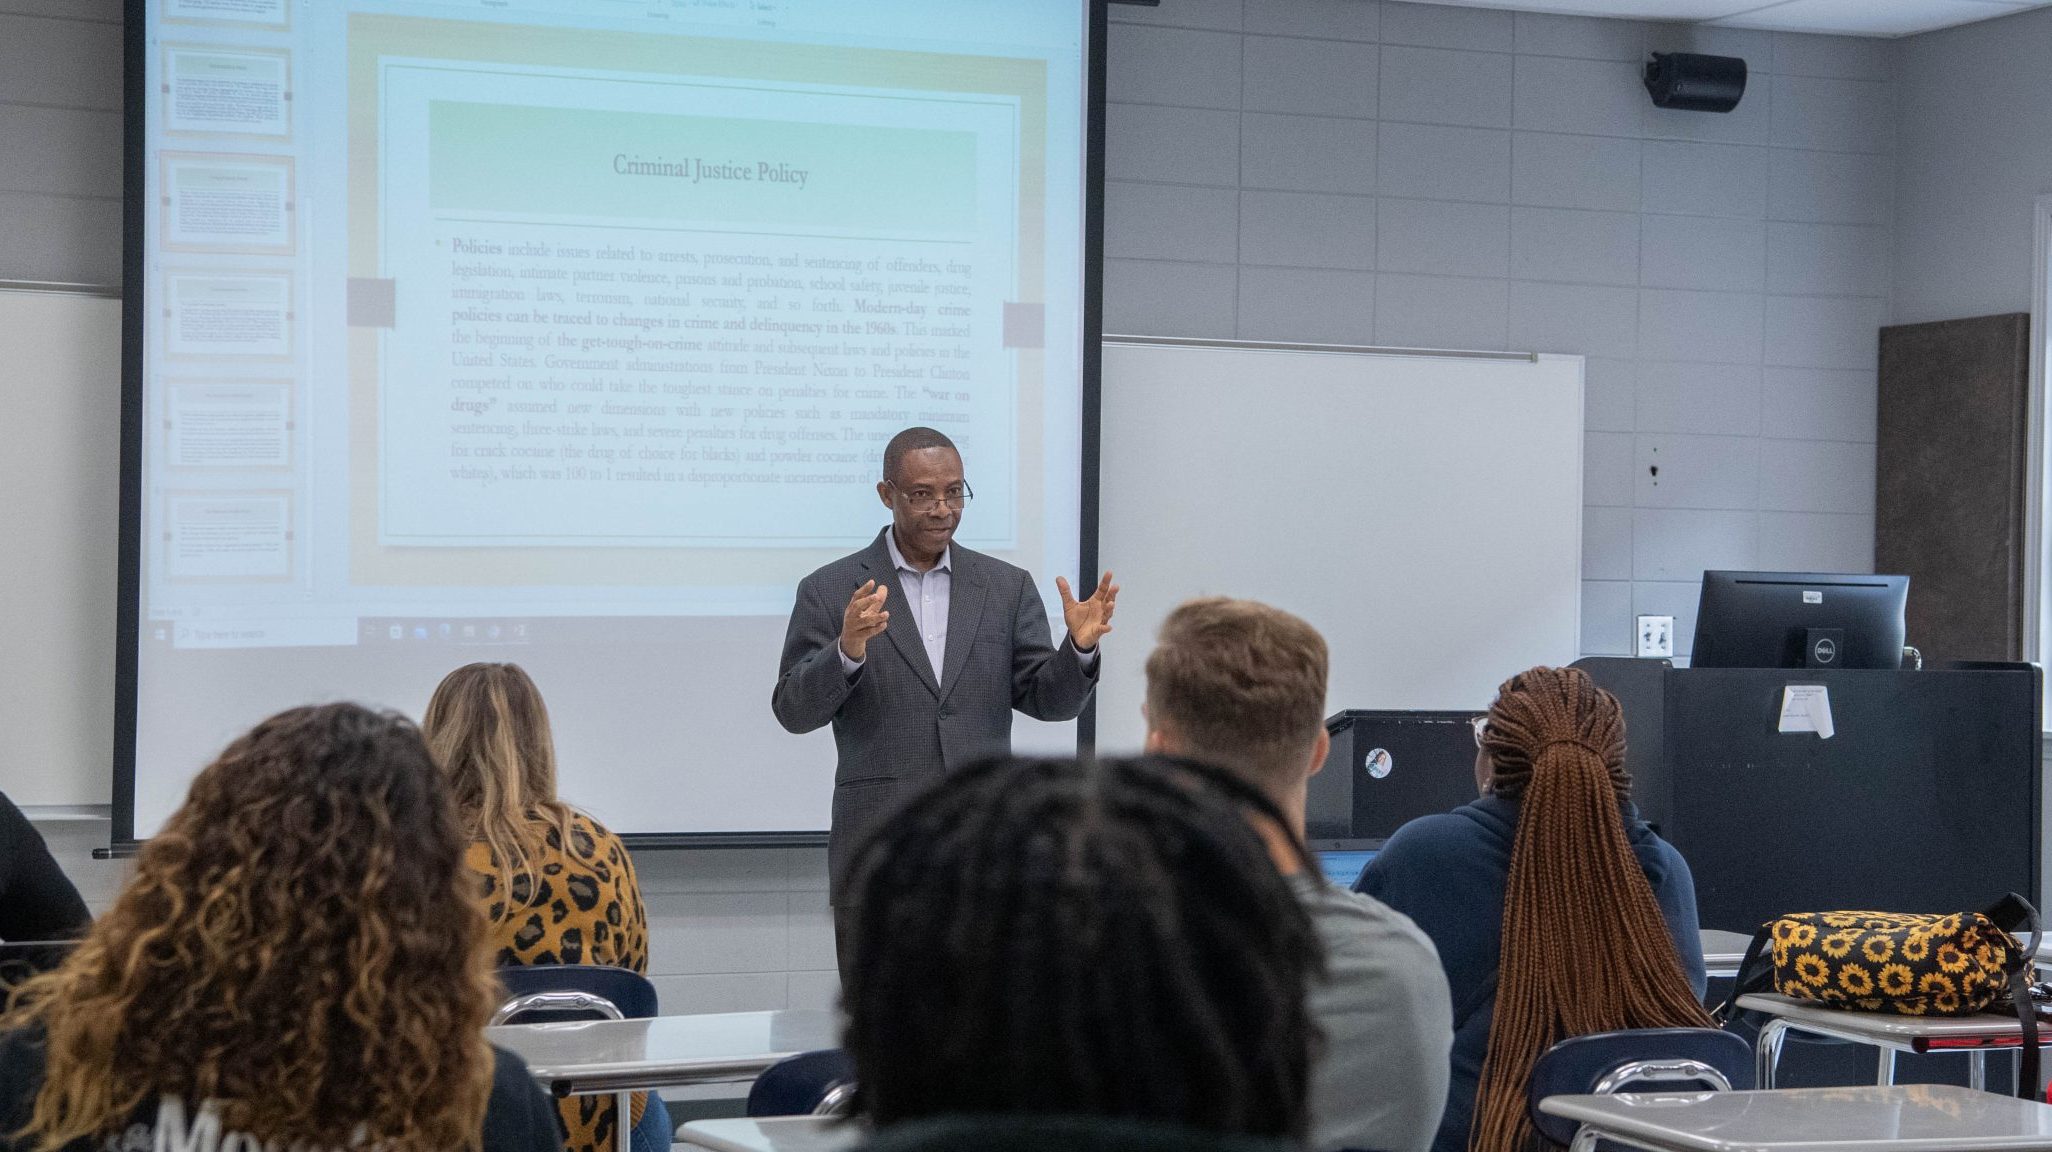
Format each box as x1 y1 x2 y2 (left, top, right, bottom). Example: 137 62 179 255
1813 637 1838 664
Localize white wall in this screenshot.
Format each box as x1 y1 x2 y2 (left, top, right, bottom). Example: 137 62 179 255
3 0 1907 1014
1893 4 2052 326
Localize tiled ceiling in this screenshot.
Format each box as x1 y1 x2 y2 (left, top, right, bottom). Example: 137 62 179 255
1411 0 2052 37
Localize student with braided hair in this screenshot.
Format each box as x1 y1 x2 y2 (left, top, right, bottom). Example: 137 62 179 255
1357 666 1708 1152
840 755 1321 1152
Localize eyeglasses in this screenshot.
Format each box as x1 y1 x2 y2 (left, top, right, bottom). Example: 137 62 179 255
889 481 974 512
1471 715 1489 748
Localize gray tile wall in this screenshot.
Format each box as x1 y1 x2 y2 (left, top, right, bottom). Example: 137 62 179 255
1893 4 2052 325
6 0 1902 1017
0 0 122 286
1105 0 1894 659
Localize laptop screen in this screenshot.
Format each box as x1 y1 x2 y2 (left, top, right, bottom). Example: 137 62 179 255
1316 849 1378 889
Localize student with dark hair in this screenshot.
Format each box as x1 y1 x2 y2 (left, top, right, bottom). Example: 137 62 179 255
840 755 1321 1151
1358 666 1708 1152
1143 597 1452 1152
0 703 560 1152
0 792 87 942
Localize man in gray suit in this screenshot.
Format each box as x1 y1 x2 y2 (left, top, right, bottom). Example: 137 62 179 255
773 427 1115 966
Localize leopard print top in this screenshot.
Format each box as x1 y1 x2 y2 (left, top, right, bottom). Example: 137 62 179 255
470 812 651 1152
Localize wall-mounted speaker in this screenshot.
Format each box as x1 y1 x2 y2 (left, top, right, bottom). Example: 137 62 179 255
1643 52 1747 113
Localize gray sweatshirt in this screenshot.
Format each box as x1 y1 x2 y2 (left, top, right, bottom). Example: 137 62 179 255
1290 873 1455 1152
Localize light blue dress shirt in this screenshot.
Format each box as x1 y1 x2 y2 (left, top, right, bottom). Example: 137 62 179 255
885 529 953 676
840 530 1095 677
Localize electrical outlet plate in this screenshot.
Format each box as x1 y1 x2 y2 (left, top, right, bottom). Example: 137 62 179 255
1636 615 1674 659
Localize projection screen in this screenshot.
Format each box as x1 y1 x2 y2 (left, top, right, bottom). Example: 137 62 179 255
118 0 1102 845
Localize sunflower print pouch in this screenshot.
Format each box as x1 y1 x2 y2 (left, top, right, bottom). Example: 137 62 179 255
1715 895 2043 1099
1766 910 2017 1016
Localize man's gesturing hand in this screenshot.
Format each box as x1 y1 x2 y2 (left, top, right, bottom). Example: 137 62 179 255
1057 571 1119 651
840 580 891 662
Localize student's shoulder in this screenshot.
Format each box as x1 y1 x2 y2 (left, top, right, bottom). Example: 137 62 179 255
485 1045 550 1120
1304 883 1442 965
567 808 624 848
488 1043 530 1086
1636 827 1697 888
561 811 636 875
1375 808 1491 862
1298 884 1453 1028
0 1026 50 1126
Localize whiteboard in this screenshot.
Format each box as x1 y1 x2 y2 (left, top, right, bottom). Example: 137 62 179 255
1093 338 1585 754
0 288 121 805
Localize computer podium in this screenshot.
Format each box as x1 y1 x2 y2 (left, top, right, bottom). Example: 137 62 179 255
1574 658 2042 932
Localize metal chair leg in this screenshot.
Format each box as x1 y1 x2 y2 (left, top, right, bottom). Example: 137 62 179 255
1971 1051 1987 1093
1878 1048 1896 1086
1755 1020 1790 1089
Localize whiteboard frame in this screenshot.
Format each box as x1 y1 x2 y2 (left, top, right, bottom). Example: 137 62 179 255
1093 335 1585 753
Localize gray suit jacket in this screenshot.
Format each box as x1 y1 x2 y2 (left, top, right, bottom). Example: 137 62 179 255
773 529 1099 902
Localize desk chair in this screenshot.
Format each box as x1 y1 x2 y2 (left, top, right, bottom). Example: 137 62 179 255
747 1049 857 1118
0 940 78 990
494 964 659 1024
1528 1027 1753 1152
493 965 665 1152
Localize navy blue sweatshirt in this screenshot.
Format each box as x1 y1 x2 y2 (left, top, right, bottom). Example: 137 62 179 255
1356 794 1706 1152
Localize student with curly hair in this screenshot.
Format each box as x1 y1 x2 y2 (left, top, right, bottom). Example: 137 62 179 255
1358 666 1709 1152
0 703 559 1152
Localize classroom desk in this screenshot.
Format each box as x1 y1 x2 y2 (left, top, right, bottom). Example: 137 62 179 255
1700 929 1752 980
676 1117 859 1152
1739 993 2043 1092
1537 1084 2052 1152
488 1009 837 1095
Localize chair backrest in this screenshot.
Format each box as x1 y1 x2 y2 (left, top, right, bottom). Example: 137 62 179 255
746 1049 856 1117
1526 1027 1754 1147
492 964 659 1026
0 940 77 991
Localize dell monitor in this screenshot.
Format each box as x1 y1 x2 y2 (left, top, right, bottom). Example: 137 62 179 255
1690 571 1909 670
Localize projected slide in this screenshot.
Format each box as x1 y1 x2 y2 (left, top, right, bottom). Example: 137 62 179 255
132 0 1090 840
